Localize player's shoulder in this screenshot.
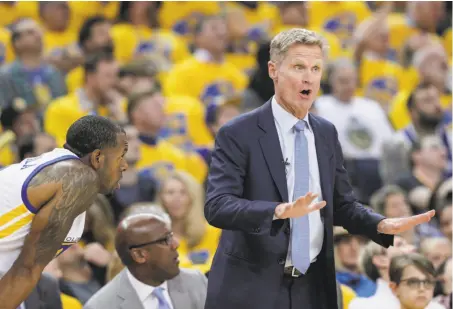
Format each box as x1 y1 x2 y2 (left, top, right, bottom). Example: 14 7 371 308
37 159 98 187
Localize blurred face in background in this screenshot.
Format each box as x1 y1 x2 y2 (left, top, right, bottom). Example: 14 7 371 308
412 2 445 32
160 177 191 221
413 136 448 171
374 236 417 276
336 234 366 271
367 24 390 56
12 111 40 138
84 21 113 54
86 59 119 103
330 63 357 103
195 17 228 55
269 43 323 118
123 125 141 165
411 85 444 130
392 265 435 309
130 93 166 134
40 2 70 32
13 19 43 55
421 238 452 269
34 133 57 156
418 47 449 91
439 205 452 242
443 258 452 294
211 104 240 136
384 193 412 218
279 2 308 27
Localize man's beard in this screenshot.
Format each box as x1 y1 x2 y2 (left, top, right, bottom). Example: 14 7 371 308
418 111 443 131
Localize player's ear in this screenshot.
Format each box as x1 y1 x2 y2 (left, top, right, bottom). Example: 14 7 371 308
90 149 105 170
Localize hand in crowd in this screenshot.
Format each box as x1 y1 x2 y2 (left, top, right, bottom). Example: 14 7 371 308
83 242 112 267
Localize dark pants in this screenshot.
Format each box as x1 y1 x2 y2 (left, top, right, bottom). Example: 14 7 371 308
275 260 327 309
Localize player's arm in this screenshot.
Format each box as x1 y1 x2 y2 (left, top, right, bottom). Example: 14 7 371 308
0 160 99 309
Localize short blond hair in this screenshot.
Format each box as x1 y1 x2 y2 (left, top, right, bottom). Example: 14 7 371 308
270 28 327 63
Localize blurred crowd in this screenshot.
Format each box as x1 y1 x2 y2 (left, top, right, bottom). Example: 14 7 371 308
0 1 451 309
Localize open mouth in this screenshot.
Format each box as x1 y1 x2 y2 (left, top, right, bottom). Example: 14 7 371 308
300 89 311 96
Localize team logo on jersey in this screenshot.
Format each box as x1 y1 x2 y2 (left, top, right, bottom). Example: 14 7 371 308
138 162 174 183
201 81 235 106
364 77 399 106
173 12 205 37
136 38 172 64
160 113 193 152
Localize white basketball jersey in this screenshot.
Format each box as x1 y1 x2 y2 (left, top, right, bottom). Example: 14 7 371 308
0 148 86 274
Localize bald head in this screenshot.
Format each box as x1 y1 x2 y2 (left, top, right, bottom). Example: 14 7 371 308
115 213 171 266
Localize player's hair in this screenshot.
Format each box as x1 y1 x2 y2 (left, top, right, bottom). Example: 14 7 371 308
389 253 435 285
64 115 124 158
78 15 109 48
270 28 327 63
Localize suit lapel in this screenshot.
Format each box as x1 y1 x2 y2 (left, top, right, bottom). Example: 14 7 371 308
117 270 145 309
168 276 189 309
309 114 332 218
258 101 289 202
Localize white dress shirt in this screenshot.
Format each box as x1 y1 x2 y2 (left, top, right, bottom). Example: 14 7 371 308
349 279 445 309
271 97 324 266
126 269 174 309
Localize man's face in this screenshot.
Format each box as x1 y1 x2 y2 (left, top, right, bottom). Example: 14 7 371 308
384 193 412 218
391 265 435 309
33 134 57 156
14 19 43 54
97 133 128 194
413 86 444 128
268 44 323 117
439 206 452 242
424 240 451 269
196 18 228 55
331 65 357 102
336 235 366 270
132 94 166 132
41 2 70 31
415 136 447 170
13 111 40 138
123 126 141 165
91 60 119 99
85 21 113 53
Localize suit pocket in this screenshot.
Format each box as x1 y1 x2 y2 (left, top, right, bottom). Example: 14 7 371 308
223 250 254 264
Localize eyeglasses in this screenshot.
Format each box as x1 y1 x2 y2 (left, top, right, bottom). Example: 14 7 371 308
128 232 174 250
400 278 435 289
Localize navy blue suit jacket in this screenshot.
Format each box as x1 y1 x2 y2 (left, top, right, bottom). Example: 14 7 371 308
204 101 394 309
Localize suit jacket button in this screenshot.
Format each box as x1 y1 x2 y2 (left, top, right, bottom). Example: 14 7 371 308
254 227 260 233
278 258 285 265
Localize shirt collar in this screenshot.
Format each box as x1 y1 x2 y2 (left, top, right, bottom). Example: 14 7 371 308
271 96 311 133
126 269 168 302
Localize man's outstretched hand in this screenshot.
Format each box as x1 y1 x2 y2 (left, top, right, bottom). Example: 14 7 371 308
275 192 327 219
377 210 436 235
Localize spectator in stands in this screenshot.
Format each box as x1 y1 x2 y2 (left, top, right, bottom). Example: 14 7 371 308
157 170 221 274
17 132 57 160
66 15 114 93
57 243 102 305
109 124 157 223
434 257 452 308
164 15 248 107
17 273 63 309
44 52 126 146
112 1 189 65
0 19 66 108
420 238 452 270
370 185 443 246
389 253 438 309
349 236 420 309
333 227 375 297
127 89 207 184
437 201 452 242
0 98 40 166
85 211 207 309
116 58 159 97
396 135 448 213
316 58 394 203
40 2 81 73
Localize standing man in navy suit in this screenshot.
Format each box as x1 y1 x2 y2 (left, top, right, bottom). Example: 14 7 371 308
204 28 435 309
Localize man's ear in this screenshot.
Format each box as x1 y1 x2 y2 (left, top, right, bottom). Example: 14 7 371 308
90 149 105 170
268 60 278 82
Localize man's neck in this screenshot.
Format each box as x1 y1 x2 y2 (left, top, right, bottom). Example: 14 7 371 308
83 86 102 107
172 221 185 239
413 166 442 189
413 122 437 136
129 268 163 287
19 54 42 69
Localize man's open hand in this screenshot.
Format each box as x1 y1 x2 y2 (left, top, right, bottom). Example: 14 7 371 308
275 192 327 219
377 210 436 235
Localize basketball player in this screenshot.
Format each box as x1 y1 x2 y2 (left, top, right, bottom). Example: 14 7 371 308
0 115 128 309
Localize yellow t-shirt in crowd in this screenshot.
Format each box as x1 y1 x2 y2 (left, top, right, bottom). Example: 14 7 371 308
0 28 15 65
158 1 221 43
389 89 452 130
358 57 407 109
308 1 371 50
164 57 248 106
443 28 452 64
43 29 78 58
0 146 16 168
340 284 357 309
67 1 119 33
61 293 83 309
0 3 18 28
178 224 222 274
66 66 84 93
111 23 190 66
162 95 214 152
136 139 207 184
44 91 127 147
